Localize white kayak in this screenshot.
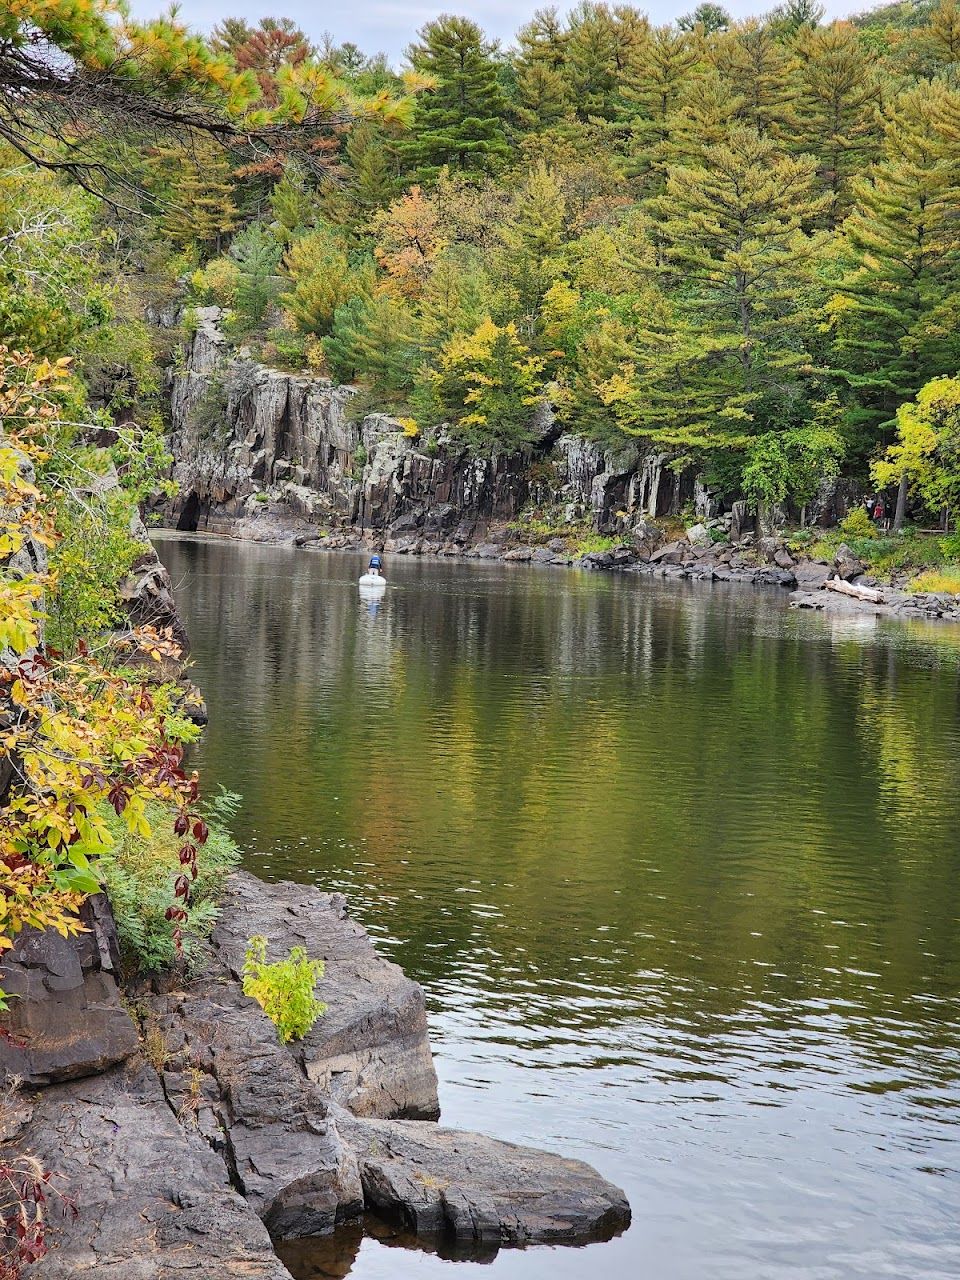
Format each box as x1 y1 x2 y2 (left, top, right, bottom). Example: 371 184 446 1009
358 573 387 588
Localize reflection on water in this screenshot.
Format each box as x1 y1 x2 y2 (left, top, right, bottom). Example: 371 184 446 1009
156 535 960 1280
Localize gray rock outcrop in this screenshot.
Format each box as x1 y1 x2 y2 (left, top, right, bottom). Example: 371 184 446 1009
339 1110 630 1247
7 872 630 1276
14 1061 291 1279
0 894 138 1086
209 871 440 1120
161 311 695 542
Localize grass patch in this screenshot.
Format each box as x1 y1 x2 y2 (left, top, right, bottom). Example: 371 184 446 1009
810 527 954 582
910 567 960 594
573 533 619 556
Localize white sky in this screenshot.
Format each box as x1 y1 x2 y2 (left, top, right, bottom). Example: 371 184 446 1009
131 0 867 64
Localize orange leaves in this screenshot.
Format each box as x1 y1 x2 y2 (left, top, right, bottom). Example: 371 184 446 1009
369 187 444 300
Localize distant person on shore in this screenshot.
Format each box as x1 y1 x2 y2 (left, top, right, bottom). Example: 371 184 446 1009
863 494 876 521
873 496 886 529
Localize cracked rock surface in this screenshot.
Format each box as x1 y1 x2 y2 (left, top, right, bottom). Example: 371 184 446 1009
9 873 631 1275
15 1062 290 1280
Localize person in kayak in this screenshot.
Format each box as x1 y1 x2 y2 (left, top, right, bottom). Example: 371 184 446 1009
367 554 383 577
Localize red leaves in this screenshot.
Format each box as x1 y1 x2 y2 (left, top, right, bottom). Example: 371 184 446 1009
192 819 208 845
106 780 128 817
0 1158 77 1278
173 812 189 837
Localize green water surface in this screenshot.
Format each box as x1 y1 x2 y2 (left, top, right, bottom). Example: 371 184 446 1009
156 535 960 1280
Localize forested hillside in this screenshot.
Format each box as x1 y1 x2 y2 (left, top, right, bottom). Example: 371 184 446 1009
7 0 960 526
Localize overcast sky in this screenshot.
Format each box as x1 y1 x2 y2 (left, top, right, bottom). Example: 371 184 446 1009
131 0 864 64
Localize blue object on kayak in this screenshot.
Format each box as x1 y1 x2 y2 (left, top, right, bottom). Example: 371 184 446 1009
369 555 382 568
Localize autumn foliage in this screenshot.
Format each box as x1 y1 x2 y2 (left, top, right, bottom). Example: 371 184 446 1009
0 350 206 1007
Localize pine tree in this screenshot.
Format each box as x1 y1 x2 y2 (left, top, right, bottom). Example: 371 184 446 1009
565 2 648 122
515 59 571 131
494 164 567 335
402 16 510 184
151 141 238 254
282 227 355 336
827 80 960 441
513 6 573 129
646 124 828 444
794 22 883 223
663 70 747 170
621 26 700 194
228 223 282 333
270 164 315 241
711 20 801 139
925 0 960 65
324 294 422 400
418 247 490 356
677 4 732 35
346 123 400 218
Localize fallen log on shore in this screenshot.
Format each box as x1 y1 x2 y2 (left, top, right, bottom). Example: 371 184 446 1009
825 577 884 603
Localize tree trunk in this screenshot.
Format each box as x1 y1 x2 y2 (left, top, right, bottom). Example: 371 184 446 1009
892 473 908 531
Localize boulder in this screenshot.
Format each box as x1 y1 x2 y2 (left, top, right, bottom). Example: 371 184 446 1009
834 543 866 581
209 873 440 1120
685 523 712 547
0 895 138 1086
146 982 364 1240
580 551 614 569
793 560 832 589
338 1109 631 1248
648 541 684 565
14 1062 291 1280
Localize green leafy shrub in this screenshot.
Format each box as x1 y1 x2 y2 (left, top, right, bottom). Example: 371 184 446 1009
99 789 242 975
838 507 879 540
241 936 327 1043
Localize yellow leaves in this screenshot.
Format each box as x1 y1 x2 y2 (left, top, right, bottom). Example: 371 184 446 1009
0 579 43 654
0 345 198 974
397 417 421 439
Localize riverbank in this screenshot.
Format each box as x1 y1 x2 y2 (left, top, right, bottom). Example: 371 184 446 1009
153 519 960 626
3 872 630 1277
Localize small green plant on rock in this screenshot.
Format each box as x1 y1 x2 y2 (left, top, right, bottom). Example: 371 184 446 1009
241 935 326 1043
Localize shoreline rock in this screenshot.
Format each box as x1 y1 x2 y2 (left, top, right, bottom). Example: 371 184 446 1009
4 873 631 1275
152 522 960 627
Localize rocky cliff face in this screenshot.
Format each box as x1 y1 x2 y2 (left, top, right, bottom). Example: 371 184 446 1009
162 309 697 544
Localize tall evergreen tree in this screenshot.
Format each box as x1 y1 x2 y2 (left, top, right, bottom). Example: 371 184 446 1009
795 22 883 223
925 0 960 65
663 70 747 169
402 16 510 183
565 3 648 122
644 125 828 445
621 26 700 194
494 164 567 336
711 20 801 139
346 123 400 218
827 80 960 443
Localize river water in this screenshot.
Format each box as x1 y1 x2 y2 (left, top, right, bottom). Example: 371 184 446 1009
155 535 960 1280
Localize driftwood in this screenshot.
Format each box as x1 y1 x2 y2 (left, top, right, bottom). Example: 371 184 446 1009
825 576 884 603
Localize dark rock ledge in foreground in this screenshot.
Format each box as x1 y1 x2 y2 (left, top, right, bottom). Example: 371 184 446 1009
3 872 630 1277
